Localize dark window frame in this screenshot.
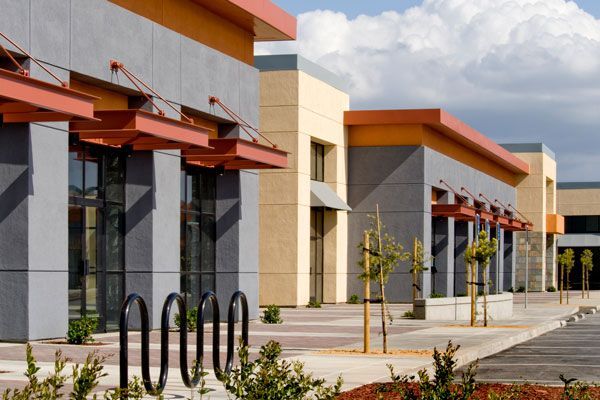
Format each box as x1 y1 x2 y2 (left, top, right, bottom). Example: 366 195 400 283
310 142 325 182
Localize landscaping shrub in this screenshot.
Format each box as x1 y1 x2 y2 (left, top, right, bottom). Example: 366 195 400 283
402 310 415 319
220 339 342 400
516 286 526 293
261 304 283 324
66 316 98 345
306 300 322 308
547 286 557 292
507 287 514 293
347 294 361 304
376 341 477 400
175 306 198 332
429 292 444 298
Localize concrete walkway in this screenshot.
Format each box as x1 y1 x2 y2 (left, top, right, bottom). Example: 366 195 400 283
0 292 598 398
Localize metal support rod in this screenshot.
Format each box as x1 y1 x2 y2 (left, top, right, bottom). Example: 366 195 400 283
496 223 501 294
525 226 529 309
363 231 370 354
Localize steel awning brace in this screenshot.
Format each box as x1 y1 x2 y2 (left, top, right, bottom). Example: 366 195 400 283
69 60 210 150
0 31 97 122
208 96 278 149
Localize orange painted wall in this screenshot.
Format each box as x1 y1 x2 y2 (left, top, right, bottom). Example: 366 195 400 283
348 124 519 186
109 0 254 64
70 80 129 110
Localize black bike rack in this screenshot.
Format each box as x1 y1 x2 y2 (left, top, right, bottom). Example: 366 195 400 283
119 290 249 396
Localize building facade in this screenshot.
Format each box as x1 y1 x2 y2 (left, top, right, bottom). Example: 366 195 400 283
0 0 295 340
257 55 350 306
557 182 600 290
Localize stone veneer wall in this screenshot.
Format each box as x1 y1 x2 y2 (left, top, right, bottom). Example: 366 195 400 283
515 231 545 291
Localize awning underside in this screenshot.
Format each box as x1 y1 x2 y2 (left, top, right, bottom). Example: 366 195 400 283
0 69 97 122
432 203 532 231
69 109 210 150
185 138 288 170
310 181 351 211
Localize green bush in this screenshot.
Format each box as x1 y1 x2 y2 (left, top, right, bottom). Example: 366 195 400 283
547 286 557 292
456 293 467 297
175 306 198 332
66 317 98 345
220 339 342 400
402 310 415 319
347 294 361 304
516 286 526 293
261 305 283 324
306 300 321 308
507 287 514 293
377 341 477 400
429 292 444 298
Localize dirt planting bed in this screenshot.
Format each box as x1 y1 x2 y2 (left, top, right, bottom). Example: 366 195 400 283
338 382 600 399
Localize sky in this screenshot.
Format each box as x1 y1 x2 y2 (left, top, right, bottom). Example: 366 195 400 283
258 0 600 182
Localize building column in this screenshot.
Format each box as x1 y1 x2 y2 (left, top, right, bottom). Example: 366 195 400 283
323 210 348 304
503 231 515 291
545 234 557 289
487 226 505 293
454 221 473 296
216 170 259 320
516 231 545 291
125 150 180 329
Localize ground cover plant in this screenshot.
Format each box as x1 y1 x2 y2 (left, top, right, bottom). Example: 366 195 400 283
261 304 283 324
348 294 361 304
66 317 98 345
175 306 198 332
337 341 600 400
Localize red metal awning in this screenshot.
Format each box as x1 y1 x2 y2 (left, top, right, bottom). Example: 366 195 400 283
70 109 210 150
431 203 477 221
184 138 288 170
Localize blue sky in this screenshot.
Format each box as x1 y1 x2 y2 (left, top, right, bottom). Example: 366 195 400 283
274 0 600 18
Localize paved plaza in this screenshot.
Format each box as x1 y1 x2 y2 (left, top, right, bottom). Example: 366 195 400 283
0 292 598 397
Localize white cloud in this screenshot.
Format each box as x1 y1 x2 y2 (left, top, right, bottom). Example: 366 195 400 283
256 0 600 180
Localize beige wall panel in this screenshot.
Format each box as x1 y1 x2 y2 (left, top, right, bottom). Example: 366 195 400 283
259 70 299 107
298 174 311 208
298 205 311 276
298 71 349 123
335 211 349 302
558 188 600 215
259 204 299 274
259 173 300 205
299 108 346 146
297 132 312 177
260 273 298 306
260 106 299 133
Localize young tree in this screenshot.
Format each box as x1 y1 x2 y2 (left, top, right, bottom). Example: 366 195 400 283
581 249 594 299
465 230 497 327
358 209 409 353
558 249 575 304
407 238 431 301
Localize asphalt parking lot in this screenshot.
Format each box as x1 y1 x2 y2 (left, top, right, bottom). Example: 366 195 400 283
468 312 600 385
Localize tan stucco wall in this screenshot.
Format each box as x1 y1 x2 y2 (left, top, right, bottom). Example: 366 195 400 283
511 151 558 290
558 188 600 216
259 69 350 306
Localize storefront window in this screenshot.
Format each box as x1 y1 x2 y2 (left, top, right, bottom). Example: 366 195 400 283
180 164 216 306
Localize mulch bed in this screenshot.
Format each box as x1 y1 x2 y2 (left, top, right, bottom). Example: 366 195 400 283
338 382 600 399
41 340 109 346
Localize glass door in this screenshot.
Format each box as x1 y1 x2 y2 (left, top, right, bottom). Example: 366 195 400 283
310 208 324 303
68 142 125 331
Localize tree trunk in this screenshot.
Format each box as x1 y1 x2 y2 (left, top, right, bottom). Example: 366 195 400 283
483 267 488 327
412 237 418 302
560 264 563 304
567 272 570 305
375 206 387 354
583 266 585 299
587 269 590 299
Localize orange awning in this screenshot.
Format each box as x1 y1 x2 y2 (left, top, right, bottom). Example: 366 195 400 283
69 109 210 150
432 204 477 221
184 138 288 170
0 69 97 123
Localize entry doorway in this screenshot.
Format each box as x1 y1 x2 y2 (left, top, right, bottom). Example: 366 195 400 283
68 143 125 331
310 208 324 303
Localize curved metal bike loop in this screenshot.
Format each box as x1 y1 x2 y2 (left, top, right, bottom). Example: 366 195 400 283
119 293 155 394
197 291 249 379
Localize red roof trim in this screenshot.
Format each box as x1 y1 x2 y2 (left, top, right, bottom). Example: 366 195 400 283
344 109 530 176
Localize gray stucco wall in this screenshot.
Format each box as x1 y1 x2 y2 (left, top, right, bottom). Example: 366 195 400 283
347 145 517 302
0 0 260 339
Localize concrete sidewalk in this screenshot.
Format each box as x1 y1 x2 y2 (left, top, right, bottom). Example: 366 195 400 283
0 292 598 398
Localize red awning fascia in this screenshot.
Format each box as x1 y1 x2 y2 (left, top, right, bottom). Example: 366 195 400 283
183 137 288 170
477 209 495 222
494 214 511 227
69 109 210 150
431 204 477 221
0 69 98 122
